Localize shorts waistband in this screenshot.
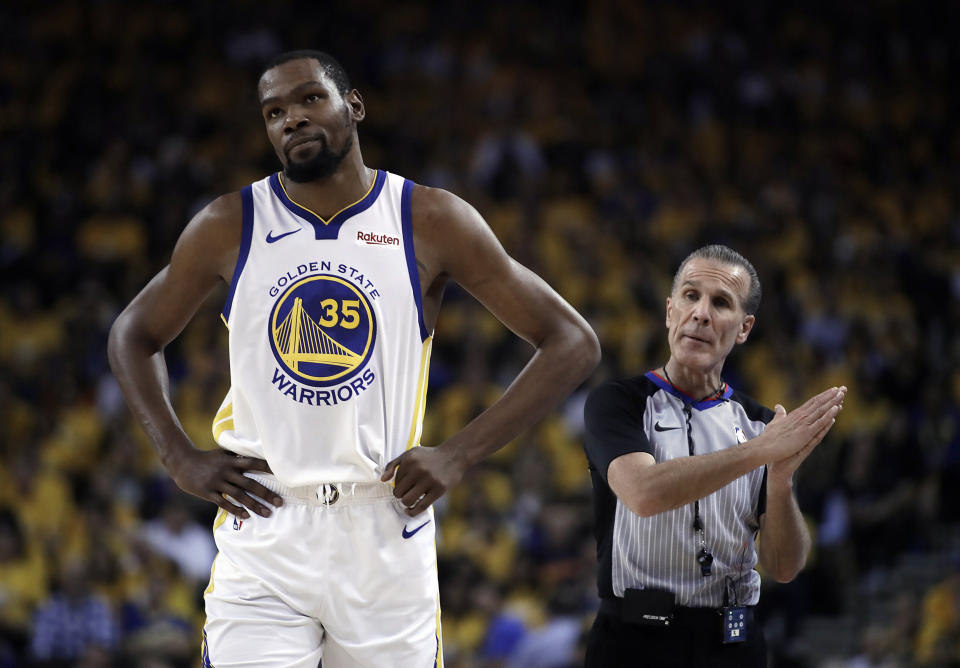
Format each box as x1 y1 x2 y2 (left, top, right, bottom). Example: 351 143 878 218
247 473 395 506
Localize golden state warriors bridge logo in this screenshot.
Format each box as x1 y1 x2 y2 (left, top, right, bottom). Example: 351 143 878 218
269 275 376 391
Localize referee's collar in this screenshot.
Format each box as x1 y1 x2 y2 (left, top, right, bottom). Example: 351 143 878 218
646 371 733 411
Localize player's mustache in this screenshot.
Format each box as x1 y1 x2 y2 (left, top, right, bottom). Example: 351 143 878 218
286 132 327 152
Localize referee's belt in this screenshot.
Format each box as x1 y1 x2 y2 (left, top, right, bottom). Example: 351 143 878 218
599 597 755 624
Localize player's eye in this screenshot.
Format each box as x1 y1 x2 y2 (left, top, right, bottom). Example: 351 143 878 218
267 108 283 119
305 93 322 103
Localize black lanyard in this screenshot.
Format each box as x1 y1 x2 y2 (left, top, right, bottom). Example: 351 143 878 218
683 403 713 576
663 367 720 577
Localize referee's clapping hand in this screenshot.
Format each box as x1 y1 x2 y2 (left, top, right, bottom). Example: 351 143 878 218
757 385 846 482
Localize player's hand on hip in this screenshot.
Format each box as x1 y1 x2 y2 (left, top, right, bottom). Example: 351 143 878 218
381 445 468 517
758 386 846 466
169 448 283 519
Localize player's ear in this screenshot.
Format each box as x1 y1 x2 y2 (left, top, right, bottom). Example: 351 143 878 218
346 89 365 122
736 314 755 344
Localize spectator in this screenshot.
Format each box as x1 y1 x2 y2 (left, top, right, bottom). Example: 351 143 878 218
137 496 217 583
30 557 118 664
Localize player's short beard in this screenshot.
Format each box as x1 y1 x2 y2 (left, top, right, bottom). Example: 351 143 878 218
284 134 354 183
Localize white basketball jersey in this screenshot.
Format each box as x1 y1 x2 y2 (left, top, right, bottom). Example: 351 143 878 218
211 170 432 486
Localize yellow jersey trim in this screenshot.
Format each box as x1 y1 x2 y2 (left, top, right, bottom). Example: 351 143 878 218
435 594 444 667
213 403 233 426
404 337 433 451
203 553 220 596
212 402 234 441
432 525 444 666
220 312 229 329
277 170 380 225
213 419 235 441
204 511 226 596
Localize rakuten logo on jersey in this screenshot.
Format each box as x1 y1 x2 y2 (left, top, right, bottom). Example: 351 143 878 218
356 231 401 247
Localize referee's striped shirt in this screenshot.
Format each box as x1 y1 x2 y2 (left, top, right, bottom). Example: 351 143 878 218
583 371 774 608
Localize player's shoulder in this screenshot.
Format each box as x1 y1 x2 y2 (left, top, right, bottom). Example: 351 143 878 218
195 190 244 227
174 190 245 259
409 183 481 233
727 387 776 424
182 191 245 238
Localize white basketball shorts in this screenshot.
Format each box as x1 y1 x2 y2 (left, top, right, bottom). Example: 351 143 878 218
202 474 443 668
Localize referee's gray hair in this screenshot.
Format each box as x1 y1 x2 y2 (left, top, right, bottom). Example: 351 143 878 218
672 245 762 315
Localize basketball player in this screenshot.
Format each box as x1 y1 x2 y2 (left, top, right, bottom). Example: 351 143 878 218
107 51 600 667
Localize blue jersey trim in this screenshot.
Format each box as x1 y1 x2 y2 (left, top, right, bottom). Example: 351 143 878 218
268 169 386 240
400 179 429 341
201 629 212 667
222 186 254 324
645 371 732 410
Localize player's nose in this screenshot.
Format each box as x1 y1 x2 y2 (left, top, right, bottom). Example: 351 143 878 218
283 111 309 133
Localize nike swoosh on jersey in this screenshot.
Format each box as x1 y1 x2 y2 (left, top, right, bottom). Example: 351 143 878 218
654 421 680 432
266 228 302 243
402 520 431 539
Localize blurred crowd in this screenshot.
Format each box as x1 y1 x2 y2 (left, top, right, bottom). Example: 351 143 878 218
1 1 959 666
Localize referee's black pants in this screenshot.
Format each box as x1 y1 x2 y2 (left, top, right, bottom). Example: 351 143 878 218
584 606 767 667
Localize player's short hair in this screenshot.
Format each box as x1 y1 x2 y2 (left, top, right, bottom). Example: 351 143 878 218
672 244 762 315
261 50 352 95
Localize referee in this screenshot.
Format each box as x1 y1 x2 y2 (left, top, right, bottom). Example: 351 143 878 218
582 245 845 667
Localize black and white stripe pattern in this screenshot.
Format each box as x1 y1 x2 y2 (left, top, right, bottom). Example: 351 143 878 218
611 392 766 606
584 373 774 608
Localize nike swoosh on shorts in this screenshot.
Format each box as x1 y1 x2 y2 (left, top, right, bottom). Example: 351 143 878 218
402 520 430 539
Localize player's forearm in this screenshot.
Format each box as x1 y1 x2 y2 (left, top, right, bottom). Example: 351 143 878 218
622 445 768 517
443 320 599 468
108 314 196 468
757 479 810 582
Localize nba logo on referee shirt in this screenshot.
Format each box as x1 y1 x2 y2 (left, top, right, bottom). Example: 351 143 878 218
734 426 747 444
